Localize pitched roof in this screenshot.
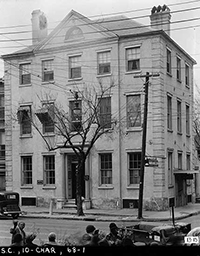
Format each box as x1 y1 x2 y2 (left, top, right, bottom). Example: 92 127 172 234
95 15 152 36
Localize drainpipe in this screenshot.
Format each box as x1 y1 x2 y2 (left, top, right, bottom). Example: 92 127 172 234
117 37 122 208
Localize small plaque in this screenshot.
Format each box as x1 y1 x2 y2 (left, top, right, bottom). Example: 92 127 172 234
37 180 43 185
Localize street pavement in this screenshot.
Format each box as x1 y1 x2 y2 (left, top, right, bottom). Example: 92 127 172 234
20 203 200 222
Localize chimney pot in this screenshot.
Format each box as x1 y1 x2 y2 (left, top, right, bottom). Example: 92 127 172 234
150 4 171 36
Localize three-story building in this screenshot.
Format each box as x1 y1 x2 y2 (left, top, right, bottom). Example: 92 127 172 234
2 5 197 210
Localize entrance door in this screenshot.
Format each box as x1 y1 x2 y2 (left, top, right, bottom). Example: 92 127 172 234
71 163 77 198
68 155 85 199
175 175 187 207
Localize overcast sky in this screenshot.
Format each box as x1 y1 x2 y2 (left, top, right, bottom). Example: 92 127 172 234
0 0 199 89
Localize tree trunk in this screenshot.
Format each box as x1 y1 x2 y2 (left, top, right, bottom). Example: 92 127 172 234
76 160 85 216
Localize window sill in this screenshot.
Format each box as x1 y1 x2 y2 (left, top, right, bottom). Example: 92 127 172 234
127 185 139 189
42 186 56 190
43 133 55 137
185 84 190 89
177 132 182 136
20 185 33 189
20 134 32 139
19 84 32 88
167 129 173 133
168 185 174 188
96 73 112 78
125 70 141 75
186 134 191 138
42 81 55 85
98 186 114 190
177 79 182 83
126 127 142 132
68 77 83 82
167 72 172 77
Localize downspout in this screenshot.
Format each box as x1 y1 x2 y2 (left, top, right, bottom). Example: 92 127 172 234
117 36 122 208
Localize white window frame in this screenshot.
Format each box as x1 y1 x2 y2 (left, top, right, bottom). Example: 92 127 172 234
167 48 172 75
186 104 190 136
125 46 140 72
177 99 182 134
126 94 141 129
176 56 181 82
97 50 111 76
19 62 31 85
42 59 54 82
167 93 172 131
69 55 82 79
185 63 190 87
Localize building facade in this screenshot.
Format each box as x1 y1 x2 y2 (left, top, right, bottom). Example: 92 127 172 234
0 78 5 191
2 6 197 210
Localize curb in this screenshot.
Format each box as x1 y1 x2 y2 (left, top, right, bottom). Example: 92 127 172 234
20 210 200 222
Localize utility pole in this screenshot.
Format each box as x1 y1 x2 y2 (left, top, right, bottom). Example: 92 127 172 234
134 72 159 219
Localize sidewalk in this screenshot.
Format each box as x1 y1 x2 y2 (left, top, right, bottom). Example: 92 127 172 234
20 203 200 222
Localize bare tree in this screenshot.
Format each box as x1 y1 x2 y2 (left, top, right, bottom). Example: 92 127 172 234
30 82 117 216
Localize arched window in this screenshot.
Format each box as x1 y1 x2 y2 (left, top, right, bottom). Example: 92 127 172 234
65 26 84 41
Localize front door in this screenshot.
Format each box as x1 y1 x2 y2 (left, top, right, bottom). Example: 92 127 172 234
175 176 187 207
68 155 85 199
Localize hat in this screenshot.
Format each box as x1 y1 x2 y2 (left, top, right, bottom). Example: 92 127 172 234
86 225 96 234
48 232 56 240
109 223 118 230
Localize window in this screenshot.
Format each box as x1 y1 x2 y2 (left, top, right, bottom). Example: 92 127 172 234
176 57 181 81
178 152 182 170
69 100 82 131
44 155 55 185
186 153 190 171
185 64 190 86
167 48 172 74
35 103 54 134
167 94 172 130
17 106 32 135
100 153 112 185
42 103 54 133
128 152 141 185
168 151 173 186
69 56 81 79
186 104 190 135
97 51 111 75
126 47 140 71
127 95 141 128
21 156 32 185
98 97 111 128
42 60 54 82
19 63 31 85
177 100 182 133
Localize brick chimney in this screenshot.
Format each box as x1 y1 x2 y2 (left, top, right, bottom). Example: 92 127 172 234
31 10 48 45
150 4 171 36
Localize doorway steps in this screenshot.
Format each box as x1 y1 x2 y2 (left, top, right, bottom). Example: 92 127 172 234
63 199 77 209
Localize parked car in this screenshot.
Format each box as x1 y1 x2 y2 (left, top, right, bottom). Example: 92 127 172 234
123 221 191 246
0 191 21 219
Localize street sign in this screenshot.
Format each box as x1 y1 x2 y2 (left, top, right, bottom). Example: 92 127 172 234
145 157 158 167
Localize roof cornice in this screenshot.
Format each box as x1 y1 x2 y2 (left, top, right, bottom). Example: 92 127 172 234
119 30 196 64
